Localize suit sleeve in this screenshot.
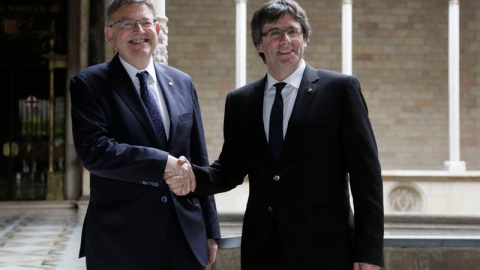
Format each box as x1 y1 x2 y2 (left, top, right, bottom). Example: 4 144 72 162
70 73 168 187
193 92 249 196
341 76 384 267
189 85 221 239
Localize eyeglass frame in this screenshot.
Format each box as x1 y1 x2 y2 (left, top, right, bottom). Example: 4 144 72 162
107 19 158 30
261 27 304 39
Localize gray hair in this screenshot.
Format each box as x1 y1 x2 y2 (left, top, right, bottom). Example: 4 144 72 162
106 0 156 25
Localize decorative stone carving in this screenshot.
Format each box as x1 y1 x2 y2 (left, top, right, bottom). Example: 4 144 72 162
415 252 430 270
389 185 423 212
154 16 168 64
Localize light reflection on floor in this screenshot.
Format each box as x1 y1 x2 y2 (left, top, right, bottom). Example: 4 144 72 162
0 206 86 270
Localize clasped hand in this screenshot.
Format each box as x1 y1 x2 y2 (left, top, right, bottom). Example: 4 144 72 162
164 155 194 196
354 262 380 270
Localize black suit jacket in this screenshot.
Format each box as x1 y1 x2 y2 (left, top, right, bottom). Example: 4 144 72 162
194 64 384 269
70 54 220 269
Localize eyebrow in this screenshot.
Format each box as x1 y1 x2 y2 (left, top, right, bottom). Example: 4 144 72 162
117 16 153 21
263 26 281 32
265 26 296 32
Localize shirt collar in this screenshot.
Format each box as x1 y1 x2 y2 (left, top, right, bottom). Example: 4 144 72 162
119 56 157 85
265 59 306 93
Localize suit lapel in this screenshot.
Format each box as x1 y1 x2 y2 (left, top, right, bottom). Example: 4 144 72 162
154 63 177 150
281 64 320 160
248 76 272 158
109 55 161 147
249 68 320 168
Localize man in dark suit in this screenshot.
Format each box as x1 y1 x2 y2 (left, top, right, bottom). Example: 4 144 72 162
70 0 220 269
167 0 384 269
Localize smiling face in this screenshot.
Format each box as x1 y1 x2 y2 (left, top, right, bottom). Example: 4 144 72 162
255 13 307 81
104 3 160 69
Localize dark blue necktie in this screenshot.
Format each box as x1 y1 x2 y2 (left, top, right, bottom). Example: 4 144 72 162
269 82 286 164
136 71 167 149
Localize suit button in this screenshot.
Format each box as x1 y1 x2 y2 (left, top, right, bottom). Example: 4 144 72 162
161 196 168 203
268 206 273 212
273 175 280 182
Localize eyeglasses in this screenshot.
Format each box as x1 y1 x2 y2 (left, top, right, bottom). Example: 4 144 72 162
108 19 157 30
261 27 303 39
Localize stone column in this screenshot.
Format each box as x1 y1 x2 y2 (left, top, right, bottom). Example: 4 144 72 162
342 0 353 75
65 0 90 200
444 0 466 172
153 0 168 64
236 0 247 88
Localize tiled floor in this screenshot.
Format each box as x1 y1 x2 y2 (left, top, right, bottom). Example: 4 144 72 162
0 201 244 270
0 203 87 270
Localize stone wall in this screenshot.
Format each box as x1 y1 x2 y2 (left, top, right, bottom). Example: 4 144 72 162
211 248 480 270
165 0 480 170
207 213 480 270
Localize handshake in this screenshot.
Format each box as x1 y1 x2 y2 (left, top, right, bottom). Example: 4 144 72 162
163 155 195 196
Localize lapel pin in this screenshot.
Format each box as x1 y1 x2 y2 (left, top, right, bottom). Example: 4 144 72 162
307 88 313 93
168 82 173 86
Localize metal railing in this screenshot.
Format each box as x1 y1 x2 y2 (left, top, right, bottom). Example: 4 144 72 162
384 235 480 247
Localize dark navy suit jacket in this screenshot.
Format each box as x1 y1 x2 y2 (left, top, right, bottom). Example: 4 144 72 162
194 64 384 269
70 54 220 269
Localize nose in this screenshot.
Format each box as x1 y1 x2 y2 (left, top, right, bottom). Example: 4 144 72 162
133 21 145 31
279 31 291 42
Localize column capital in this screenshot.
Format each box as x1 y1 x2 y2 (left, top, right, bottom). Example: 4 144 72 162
156 14 168 23
343 0 353 4
449 0 459 5
236 0 247 3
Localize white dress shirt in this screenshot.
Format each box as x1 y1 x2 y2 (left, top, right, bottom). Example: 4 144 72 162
263 59 306 141
119 56 170 139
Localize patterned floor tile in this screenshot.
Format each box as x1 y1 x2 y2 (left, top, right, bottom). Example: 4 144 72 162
0 206 86 270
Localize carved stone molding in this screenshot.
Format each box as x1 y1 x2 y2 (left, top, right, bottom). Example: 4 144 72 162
389 184 423 212
154 15 168 64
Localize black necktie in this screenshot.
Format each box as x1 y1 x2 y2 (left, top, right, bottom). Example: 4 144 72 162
136 71 167 149
269 82 286 163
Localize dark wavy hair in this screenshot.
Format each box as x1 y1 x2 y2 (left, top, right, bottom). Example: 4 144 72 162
251 0 311 63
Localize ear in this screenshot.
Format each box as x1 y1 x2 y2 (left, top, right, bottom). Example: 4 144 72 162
104 26 115 45
155 22 161 36
255 43 263 53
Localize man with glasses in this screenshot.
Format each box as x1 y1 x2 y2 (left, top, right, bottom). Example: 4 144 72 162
70 0 220 269
167 0 384 269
